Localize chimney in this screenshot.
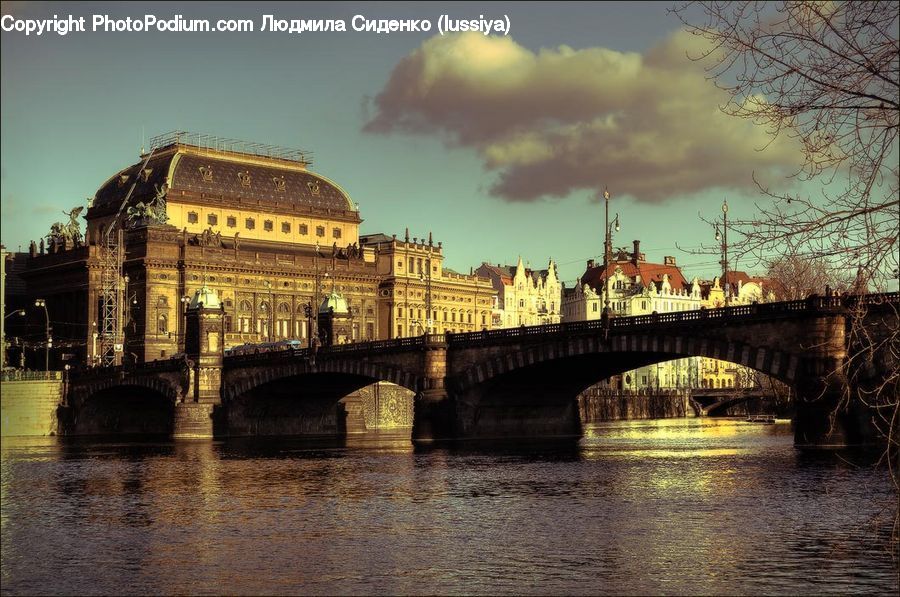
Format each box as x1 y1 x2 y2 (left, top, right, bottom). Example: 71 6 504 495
632 240 640 265
587 259 595 269
664 256 676 266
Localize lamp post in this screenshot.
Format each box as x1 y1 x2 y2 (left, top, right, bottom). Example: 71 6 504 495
91 320 98 366
420 267 433 334
34 299 50 373
714 199 729 307
601 187 621 323
179 295 190 349
264 281 274 341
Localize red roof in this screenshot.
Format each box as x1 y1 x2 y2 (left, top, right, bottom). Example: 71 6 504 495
581 259 688 291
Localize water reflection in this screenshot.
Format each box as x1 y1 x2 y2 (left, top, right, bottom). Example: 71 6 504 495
1 421 896 595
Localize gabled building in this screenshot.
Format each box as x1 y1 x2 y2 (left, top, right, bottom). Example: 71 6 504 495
476 257 562 328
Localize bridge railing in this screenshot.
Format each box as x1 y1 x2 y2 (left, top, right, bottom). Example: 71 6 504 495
200 291 899 364
446 292 897 348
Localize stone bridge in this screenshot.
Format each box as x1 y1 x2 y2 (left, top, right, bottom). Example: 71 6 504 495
67 293 898 447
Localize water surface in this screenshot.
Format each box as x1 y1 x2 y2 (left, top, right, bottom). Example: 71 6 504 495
2 419 897 595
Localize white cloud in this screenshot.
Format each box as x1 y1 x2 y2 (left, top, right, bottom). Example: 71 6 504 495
365 31 803 203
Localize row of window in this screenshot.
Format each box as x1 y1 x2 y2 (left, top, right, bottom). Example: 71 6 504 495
396 306 486 325
185 212 342 238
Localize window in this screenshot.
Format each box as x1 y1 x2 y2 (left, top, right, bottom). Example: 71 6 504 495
227 216 237 228
332 228 342 239
245 218 255 230
207 214 218 226
316 226 325 237
417 258 423 274
157 314 168 334
187 212 198 224
282 222 291 234
409 257 415 272
157 296 168 306
398 307 404 317
592 303 598 312
264 220 274 232
299 224 308 235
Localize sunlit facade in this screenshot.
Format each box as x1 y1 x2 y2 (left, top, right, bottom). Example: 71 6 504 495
476 257 562 328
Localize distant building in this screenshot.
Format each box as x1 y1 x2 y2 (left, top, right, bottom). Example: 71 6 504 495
699 271 775 308
360 231 495 337
476 257 562 328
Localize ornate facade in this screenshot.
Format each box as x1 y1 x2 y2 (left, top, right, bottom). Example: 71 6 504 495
476 257 562 328
20 133 388 366
360 231 495 337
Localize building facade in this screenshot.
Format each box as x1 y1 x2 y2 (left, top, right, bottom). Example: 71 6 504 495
476 257 562 328
19 133 410 366
360 232 495 337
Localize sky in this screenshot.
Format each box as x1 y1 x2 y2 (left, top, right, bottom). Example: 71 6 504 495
0 1 833 287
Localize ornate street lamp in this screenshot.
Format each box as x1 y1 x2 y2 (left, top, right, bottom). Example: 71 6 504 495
714 199 729 306
34 299 50 373
601 187 621 325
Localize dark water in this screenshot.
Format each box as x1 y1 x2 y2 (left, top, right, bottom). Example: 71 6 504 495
1 419 897 595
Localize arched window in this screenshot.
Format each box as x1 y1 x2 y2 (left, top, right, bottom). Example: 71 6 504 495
239 300 252 312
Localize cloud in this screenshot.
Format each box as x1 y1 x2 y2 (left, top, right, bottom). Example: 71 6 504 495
364 31 803 203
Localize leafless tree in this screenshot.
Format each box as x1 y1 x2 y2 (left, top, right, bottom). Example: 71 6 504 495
672 1 898 285
765 254 850 300
671 0 898 550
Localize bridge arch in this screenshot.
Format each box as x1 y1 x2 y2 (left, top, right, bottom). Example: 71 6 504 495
68 375 179 436
224 358 423 401
451 332 802 395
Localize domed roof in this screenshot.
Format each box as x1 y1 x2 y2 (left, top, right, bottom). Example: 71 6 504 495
319 291 349 315
189 285 221 310
89 144 356 216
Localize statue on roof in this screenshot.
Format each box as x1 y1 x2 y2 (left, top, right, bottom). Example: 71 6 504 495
125 183 168 228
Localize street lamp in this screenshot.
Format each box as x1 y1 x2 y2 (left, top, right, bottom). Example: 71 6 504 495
601 187 621 323
34 299 50 373
714 199 729 307
4 309 25 320
264 280 273 341
420 267 433 335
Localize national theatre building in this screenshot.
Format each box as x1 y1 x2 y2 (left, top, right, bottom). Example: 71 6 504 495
19 132 494 369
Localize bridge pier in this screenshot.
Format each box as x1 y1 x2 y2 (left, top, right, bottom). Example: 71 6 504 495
172 402 216 439
172 286 224 440
793 374 878 449
412 389 455 444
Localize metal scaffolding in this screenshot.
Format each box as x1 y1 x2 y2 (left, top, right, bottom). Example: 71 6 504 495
97 148 157 366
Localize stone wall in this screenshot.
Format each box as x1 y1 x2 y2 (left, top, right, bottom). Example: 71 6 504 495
578 388 695 422
1 378 63 436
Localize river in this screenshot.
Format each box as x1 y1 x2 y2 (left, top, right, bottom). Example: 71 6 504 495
1 419 897 595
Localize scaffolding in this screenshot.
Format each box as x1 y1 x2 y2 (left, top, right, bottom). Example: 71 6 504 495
97 148 157 366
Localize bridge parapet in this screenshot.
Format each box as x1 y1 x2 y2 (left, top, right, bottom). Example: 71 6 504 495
446 293 897 349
